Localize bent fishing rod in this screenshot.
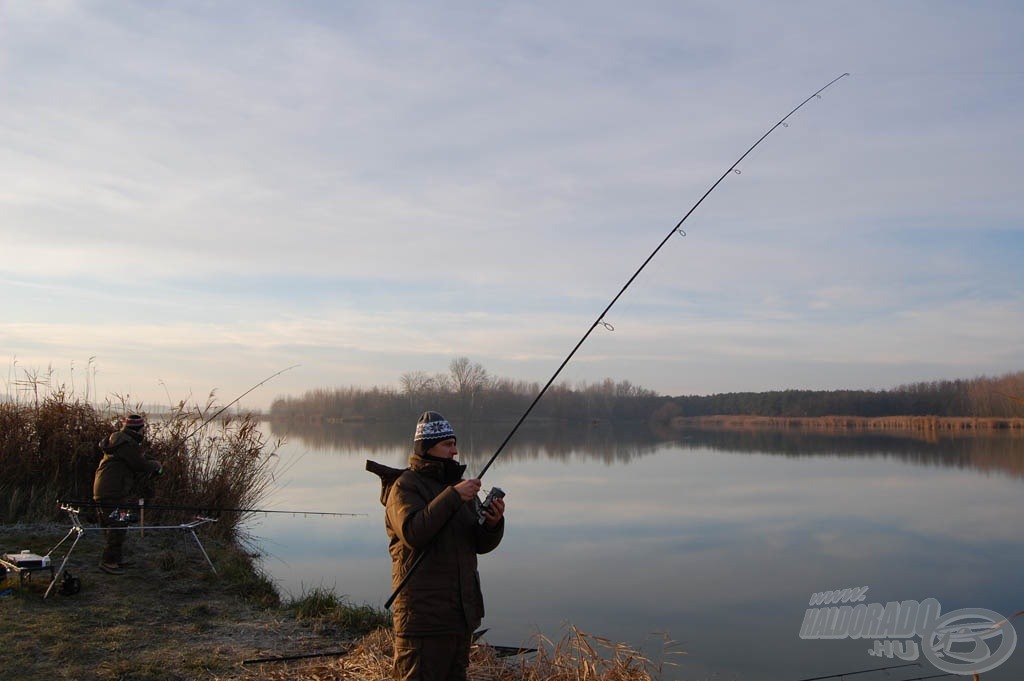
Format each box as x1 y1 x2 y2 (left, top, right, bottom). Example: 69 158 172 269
177 364 300 441
385 73 850 608
479 72 849 478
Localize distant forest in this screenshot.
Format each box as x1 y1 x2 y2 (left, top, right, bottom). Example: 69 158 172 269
269 358 1024 423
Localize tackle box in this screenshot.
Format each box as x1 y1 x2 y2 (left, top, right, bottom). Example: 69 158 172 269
2 550 50 569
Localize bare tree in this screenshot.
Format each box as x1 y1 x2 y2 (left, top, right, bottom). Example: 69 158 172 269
449 356 489 417
400 371 435 410
400 371 434 395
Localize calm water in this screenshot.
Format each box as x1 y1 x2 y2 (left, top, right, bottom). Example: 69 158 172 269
247 422 1024 680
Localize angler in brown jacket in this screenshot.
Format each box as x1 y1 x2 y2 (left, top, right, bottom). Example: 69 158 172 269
385 411 505 681
93 414 163 575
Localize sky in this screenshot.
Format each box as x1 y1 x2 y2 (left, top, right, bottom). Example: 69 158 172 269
2 1 1022 411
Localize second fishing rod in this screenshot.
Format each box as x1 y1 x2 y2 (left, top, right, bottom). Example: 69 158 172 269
385 73 850 609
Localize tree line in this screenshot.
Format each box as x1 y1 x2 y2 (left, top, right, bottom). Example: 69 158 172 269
664 371 1024 419
269 360 1024 423
269 356 661 423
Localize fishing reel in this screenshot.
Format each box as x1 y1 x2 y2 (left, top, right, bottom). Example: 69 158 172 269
476 487 505 525
108 508 139 524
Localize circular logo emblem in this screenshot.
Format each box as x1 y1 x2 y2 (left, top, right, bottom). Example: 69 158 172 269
921 607 1017 674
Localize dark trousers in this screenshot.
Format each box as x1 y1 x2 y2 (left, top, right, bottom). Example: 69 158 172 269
393 633 472 681
95 499 128 565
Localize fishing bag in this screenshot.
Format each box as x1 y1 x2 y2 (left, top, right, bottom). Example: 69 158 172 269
365 460 407 506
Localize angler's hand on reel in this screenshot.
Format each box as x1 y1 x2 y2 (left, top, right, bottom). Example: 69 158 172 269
480 489 505 529
453 479 506 528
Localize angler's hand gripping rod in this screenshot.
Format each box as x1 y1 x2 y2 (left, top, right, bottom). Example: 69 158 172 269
386 73 849 608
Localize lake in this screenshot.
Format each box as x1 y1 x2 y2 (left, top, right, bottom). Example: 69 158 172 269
247 421 1024 680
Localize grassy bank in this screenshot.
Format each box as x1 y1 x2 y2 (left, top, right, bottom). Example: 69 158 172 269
1 523 675 681
0 388 383 679
0 522 388 681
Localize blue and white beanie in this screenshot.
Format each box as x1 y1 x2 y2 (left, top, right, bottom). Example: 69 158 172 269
413 411 456 455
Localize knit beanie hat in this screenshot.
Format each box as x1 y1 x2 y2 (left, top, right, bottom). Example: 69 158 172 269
122 414 146 432
413 411 456 456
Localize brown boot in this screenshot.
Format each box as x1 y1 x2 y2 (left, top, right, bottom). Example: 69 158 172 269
99 562 124 575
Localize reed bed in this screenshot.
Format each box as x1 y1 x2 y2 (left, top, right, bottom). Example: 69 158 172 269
146 394 283 543
235 625 682 681
671 414 1024 433
0 392 112 520
0 384 281 543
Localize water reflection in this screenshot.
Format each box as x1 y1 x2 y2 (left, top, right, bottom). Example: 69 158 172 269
256 422 1024 681
270 419 1024 478
678 428 1024 479
268 419 666 466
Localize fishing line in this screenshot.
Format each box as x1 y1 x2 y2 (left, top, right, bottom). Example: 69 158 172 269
177 364 300 441
385 73 850 608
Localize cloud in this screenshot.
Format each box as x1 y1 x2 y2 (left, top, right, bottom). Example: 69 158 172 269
1 1 1021 406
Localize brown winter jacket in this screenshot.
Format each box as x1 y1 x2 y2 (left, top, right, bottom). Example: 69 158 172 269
93 430 161 501
384 454 504 637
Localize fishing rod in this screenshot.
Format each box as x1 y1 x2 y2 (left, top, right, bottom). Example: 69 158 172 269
177 364 300 441
57 500 365 518
385 73 850 609
240 628 535 665
242 648 350 665
794 662 920 681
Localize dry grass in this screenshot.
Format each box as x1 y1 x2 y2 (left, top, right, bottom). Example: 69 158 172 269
232 625 682 681
0 393 111 520
147 396 283 544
